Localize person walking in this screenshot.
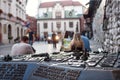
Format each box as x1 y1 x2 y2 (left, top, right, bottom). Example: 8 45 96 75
52 32 57 48
25 28 35 45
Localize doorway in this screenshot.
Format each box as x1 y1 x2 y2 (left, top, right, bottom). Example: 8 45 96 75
0 23 2 43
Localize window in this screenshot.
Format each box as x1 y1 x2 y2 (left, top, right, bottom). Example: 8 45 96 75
19 10 21 17
21 28 23 37
55 11 61 18
3 24 7 34
16 9 18 16
76 22 79 32
64 22 66 31
8 3 11 13
56 22 61 29
69 11 72 16
44 13 48 17
17 27 19 37
69 22 73 28
37 23 40 34
0 0 1 7
51 22 53 32
44 23 48 29
3 1 6 12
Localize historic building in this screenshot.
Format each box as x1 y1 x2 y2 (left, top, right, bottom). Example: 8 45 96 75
0 0 27 44
37 1 86 39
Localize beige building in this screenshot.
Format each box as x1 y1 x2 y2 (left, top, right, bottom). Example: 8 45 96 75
0 0 27 44
37 1 86 38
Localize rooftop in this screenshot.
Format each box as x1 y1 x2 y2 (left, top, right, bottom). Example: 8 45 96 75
39 1 85 8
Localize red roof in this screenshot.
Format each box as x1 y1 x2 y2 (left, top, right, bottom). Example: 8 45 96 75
39 1 84 8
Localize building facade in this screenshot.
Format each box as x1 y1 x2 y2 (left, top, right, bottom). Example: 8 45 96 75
103 0 120 53
37 1 86 39
0 0 27 44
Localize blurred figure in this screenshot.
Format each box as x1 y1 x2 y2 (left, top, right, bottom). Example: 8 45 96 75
14 37 20 43
11 36 35 56
81 32 91 52
70 33 84 60
70 33 84 51
52 32 57 48
44 35 47 42
25 28 35 45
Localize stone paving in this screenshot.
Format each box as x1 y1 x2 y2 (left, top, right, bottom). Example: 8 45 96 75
0 44 13 55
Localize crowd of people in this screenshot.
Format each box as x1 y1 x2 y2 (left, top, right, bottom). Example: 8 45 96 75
11 29 91 61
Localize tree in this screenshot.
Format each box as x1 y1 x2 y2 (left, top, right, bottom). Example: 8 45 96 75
8 36 13 43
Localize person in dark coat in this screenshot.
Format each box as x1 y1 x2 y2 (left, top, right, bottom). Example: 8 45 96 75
52 32 57 48
25 28 35 45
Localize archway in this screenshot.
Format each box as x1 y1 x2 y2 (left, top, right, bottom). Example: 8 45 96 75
21 28 23 37
0 23 2 43
8 24 12 36
8 24 12 43
17 27 19 37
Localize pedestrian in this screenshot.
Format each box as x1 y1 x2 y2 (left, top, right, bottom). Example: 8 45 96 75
70 33 84 60
25 28 35 45
70 33 84 51
11 36 35 56
81 32 91 52
52 32 57 48
44 35 47 42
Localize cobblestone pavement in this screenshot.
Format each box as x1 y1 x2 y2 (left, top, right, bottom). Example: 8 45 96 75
0 40 102 56
32 41 62 54
0 44 13 55
0 42 62 55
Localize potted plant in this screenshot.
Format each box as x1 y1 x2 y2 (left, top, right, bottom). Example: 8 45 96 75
8 36 13 43
8 13 13 17
14 36 20 43
0 9 3 14
16 16 21 20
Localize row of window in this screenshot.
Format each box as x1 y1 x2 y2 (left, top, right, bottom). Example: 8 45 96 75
0 0 11 13
0 0 25 20
43 22 74 29
16 5 25 19
43 11 73 18
1 24 23 34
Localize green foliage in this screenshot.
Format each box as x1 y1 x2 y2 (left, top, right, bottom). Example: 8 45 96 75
8 36 13 40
